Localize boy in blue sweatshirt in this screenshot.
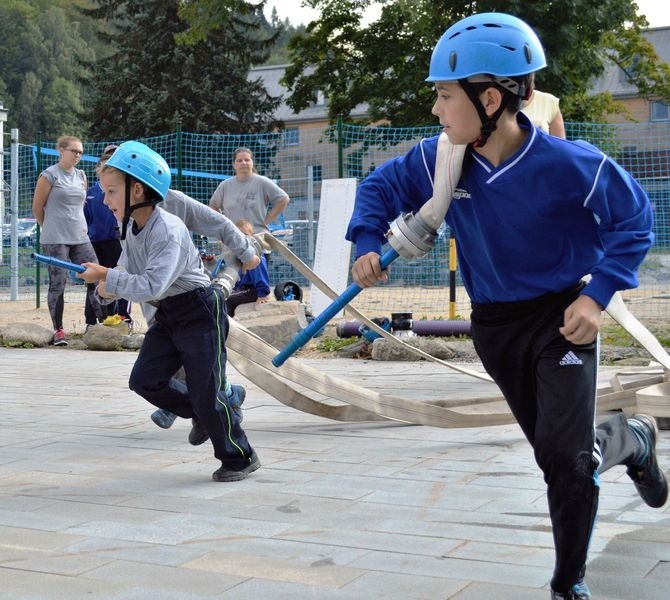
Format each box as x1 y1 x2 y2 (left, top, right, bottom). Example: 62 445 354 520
225 219 271 317
346 13 666 600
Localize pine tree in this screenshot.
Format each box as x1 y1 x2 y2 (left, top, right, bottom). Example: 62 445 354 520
81 0 282 137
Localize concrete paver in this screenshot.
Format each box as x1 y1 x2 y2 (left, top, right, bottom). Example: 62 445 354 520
0 347 668 599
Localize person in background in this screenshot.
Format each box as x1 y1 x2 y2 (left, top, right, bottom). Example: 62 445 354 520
84 144 131 327
225 218 270 317
80 141 260 483
522 74 566 138
346 13 665 600
209 146 290 268
32 135 101 345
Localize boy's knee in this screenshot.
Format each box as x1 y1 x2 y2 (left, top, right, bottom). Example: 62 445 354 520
537 445 598 484
129 369 147 394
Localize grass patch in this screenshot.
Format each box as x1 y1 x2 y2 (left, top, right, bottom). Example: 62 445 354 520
316 336 358 353
600 323 637 347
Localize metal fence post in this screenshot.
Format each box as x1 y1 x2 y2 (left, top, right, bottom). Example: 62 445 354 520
35 134 42 308
337 115 343 179
10 129 19 300
175 119 183 190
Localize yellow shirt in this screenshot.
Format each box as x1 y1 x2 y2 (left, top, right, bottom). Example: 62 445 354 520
522 90 560 133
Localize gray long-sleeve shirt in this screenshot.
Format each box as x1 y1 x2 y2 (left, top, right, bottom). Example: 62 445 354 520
104 207 209 303
163 189 256 264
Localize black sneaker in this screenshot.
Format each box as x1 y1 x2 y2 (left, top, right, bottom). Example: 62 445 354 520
212 450 260 482
627 414 668 508
550 579 591 599
188 418 209 446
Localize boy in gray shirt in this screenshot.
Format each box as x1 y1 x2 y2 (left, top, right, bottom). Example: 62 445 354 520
80 141 259 482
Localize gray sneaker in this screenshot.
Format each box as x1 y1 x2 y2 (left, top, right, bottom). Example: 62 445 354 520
550 578 591 599
627 414 668 508
151 409 177 429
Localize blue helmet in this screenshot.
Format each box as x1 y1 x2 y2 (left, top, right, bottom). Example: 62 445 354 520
426 13 546 86
105 141 171 201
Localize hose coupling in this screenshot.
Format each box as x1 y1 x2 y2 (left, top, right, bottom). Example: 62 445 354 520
386 212 438 259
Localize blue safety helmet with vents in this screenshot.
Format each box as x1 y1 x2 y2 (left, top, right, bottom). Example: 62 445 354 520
426 13 547 147
426 12 546 86
106 141 171 201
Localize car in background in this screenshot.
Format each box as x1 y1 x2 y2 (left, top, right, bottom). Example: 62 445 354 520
2 218 38 247
270 219 311 248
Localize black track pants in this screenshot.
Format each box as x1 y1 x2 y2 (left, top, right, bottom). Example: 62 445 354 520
470 284 639 593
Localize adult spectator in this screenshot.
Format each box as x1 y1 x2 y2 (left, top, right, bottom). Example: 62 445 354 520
84 144 131 327
32 135 100 345
209 147 289 267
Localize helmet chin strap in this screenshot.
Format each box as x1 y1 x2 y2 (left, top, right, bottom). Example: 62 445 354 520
119 174 156 240
459 79 512 148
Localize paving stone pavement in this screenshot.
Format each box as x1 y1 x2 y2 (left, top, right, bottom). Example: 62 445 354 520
0 347 668 600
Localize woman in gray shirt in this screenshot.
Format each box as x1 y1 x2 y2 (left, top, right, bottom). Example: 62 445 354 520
209 147 289 267
32 135 100 346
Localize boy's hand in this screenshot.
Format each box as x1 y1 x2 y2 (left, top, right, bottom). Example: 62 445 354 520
96 280 116 299
256 295 269 305
241 255 261 273
352 252 388 288
80 263 108 284
559 295 603 345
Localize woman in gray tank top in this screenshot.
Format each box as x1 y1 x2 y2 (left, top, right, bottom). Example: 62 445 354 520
32 135 100 346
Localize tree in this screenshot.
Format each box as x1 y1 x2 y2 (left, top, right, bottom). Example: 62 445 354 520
0 1 94 140
81 0 283 138
282 0 670 125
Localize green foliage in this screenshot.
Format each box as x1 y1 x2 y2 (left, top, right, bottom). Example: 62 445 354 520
81 0 283 138
603 26 670 103
2 339 36 349
282 0 670 126
316 335 358 352
263 8 307 66
0 0 95 139
599 322 637 346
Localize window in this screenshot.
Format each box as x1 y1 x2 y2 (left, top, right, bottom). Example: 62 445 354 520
309 164 322 182
283 128 299 146
650 100 669 122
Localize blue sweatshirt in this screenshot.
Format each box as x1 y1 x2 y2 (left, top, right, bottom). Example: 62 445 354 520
346 113 654 309
235 254 270 297
85 181 119 243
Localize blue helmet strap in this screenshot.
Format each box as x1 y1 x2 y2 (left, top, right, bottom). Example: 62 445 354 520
119 173 155 240
459 79 512 148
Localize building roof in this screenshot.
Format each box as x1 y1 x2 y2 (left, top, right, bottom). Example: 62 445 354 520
590 26 670 98
250 64 369 124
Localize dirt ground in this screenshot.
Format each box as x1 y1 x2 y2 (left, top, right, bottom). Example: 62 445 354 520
0 299 149 335
1 296 668 368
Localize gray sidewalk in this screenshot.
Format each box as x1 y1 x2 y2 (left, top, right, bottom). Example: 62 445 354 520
0 347 668 600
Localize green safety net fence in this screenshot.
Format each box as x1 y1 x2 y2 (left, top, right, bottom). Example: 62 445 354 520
2 120 669 322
